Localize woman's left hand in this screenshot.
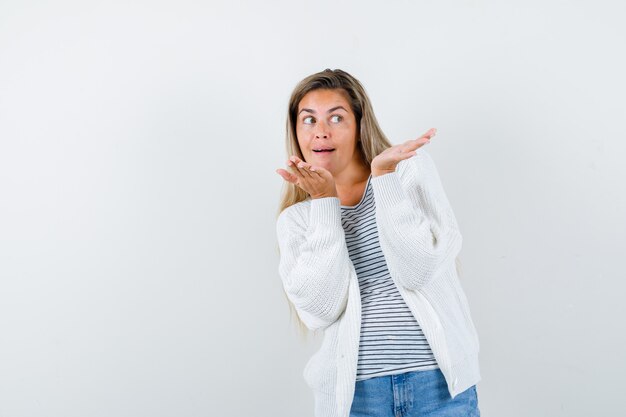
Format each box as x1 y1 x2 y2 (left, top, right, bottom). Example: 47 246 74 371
371 128 437 177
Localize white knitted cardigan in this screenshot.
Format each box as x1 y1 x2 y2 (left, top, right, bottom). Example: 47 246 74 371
276 149 481 417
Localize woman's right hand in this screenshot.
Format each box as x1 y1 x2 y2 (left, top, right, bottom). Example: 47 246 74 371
276 155 338 199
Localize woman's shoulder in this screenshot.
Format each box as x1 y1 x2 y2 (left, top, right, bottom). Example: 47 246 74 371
396 147 437 181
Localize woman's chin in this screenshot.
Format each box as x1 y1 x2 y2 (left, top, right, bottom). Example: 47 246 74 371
315 162 333 172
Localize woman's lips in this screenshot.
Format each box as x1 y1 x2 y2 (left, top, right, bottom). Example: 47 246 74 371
313 150 334 156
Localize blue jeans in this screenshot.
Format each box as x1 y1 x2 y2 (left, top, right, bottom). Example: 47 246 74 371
349 368 480 417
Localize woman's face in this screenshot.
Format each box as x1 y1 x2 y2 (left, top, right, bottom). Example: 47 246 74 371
295 88 360 176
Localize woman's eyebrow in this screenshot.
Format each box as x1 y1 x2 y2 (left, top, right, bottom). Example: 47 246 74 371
298 105 348 115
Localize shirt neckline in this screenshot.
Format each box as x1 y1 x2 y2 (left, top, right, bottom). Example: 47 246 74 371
340 174 373 210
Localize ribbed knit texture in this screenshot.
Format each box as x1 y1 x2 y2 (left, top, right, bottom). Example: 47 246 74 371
276 149 481 417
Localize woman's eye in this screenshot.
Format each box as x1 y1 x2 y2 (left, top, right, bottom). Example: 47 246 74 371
331 115 343 123
303 116 314 124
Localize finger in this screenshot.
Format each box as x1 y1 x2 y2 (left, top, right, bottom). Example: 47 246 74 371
308 164 322 174
291 155 322 179
399 129 435 150
289 155 311 178
287 158 306 179
276 168 298 184
296 161 314 178
290 155 304 165
416 132 434 144
407 130 435 149
303 162 322 175
420 127 437 139
402 137 429 153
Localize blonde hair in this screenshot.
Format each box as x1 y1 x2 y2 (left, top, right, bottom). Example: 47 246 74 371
275 68 392 339
275 68 463 339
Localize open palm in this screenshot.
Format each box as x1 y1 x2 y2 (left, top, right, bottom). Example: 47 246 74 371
371 128 437 176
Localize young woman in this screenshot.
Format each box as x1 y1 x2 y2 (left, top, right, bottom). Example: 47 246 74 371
275 68 481 417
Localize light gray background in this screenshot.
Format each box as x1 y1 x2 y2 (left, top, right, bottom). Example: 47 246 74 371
1 1 624 416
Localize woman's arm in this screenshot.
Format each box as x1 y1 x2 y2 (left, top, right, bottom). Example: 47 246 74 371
371 150 462 291
276 197 352 331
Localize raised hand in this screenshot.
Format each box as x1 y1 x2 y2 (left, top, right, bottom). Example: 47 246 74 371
371 128 436 177
276 155 339 199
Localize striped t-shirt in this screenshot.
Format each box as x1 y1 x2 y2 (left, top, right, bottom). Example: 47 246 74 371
340 174 440 381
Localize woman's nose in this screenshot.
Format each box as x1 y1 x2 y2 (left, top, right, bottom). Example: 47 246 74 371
315 123 329 138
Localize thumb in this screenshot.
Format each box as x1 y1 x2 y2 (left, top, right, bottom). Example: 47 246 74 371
276 168 298 184
310 165 331 178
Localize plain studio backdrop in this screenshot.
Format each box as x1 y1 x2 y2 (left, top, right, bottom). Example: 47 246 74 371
1 1 624 416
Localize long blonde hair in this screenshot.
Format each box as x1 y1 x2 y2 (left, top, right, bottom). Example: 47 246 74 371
275 68 392 339
275 68 462 339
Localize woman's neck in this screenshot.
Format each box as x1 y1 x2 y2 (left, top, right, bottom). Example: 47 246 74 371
334 162 371 206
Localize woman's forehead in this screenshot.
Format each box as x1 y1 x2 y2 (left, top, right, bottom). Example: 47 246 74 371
298 89 350 111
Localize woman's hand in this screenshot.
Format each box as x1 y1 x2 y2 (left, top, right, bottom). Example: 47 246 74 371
276 156 339 199
371 128 436 177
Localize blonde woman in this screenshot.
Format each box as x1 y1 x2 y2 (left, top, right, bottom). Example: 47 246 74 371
275 68 481 417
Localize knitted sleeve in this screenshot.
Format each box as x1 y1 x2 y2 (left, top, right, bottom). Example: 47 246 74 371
370 149 463 290
276 196 352 331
